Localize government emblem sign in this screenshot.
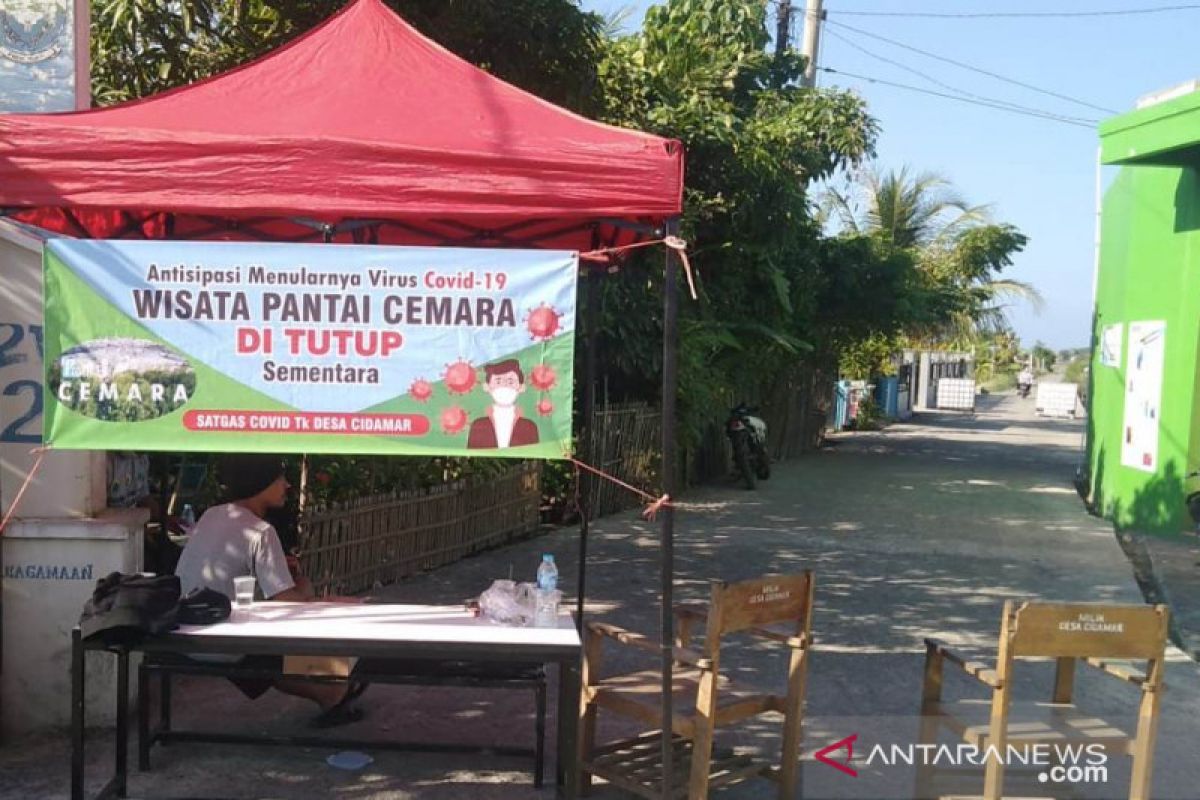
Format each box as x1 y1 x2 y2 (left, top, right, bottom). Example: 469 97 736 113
0 1 69 65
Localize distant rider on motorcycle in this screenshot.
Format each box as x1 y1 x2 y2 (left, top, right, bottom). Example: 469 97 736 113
1017 366 1034 398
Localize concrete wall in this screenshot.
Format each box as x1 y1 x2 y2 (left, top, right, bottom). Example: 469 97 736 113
0 222 143 736
0 228 105 516
1088 165 1200 535
913 351 972 413
2 510 144 736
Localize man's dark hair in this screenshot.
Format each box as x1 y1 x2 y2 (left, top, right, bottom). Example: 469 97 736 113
483 359 523 383
263 504 299 552
218 454 287 502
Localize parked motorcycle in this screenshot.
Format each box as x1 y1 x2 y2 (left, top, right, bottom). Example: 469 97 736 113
726 404 770 490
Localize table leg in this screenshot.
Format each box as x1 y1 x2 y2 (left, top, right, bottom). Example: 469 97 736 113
535 678 547 788
71 628 85 800
556 659 581 799
137 664 150 771
116 649 129 797
160 670 172 736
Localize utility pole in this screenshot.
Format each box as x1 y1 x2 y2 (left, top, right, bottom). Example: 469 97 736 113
774 1 792 62
800 0 824 88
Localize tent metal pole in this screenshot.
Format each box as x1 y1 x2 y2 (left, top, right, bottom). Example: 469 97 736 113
576 270 600 632
659 217 680 797
575 505 589 635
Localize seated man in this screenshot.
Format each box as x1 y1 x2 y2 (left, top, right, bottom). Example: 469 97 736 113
175 453 366 726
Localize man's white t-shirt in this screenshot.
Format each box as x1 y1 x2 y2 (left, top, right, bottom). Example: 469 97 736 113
175 503 295 601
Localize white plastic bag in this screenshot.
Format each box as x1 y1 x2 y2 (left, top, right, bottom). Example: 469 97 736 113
478 579 531 626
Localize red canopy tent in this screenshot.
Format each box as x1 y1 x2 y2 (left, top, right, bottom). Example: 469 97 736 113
0 0 682 250
0 0 687 789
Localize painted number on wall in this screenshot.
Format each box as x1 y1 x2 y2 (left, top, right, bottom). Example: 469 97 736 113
0 322 44 443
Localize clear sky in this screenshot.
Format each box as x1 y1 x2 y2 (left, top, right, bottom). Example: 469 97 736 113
581 0 1200 350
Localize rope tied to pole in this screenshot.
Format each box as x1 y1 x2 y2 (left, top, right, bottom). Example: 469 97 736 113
578 236 698 301
564 455 673 521
662 235 697 301
0 444 52 538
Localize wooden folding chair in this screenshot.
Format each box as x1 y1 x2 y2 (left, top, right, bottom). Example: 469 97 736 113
919 601 1169 800
580 571 815 800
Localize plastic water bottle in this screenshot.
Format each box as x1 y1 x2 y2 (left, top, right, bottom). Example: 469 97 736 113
180 504 196 531
536 554 558 591
534 554 560 628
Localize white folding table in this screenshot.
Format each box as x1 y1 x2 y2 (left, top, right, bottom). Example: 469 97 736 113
71 602 582 800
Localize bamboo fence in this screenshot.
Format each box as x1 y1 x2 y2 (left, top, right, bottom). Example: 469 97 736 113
578 402 661 519
297 461 541 596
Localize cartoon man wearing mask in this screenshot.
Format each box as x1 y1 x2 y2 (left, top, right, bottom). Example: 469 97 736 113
467 359 540 449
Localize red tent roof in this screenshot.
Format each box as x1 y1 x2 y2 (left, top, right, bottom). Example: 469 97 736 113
0 0 682 248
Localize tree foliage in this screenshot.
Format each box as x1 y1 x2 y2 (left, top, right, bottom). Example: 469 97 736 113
87 0 1041 465
823 165 1039 371
823 166 985 250
591 0 880 442
91 0 605 112
1032 341 1057 373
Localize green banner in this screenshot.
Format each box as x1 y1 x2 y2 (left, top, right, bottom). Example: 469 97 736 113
44 240 576 458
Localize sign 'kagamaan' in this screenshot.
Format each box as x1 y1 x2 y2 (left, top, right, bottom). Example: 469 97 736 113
44 241 576 458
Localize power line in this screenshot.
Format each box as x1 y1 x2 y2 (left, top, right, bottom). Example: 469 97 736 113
825 19 1120 115
823 28 1099 125
833 4 1200 18
820 66 1098 128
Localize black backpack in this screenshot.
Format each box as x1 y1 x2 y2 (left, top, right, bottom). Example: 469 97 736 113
79 572 181 645
178 586 232 626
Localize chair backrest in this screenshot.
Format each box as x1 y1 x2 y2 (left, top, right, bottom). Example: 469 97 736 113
705 572 814 643
1005 601 1169 661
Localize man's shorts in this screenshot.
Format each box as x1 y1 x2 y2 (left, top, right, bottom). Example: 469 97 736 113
228 654 284 699
185 653 283 700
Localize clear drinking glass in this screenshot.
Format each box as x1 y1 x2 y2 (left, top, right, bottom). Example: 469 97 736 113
534 588 561 628
233 575 256 607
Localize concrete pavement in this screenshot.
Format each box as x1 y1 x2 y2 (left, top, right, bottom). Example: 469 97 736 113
3 392 1197 799
1129 525 1200 661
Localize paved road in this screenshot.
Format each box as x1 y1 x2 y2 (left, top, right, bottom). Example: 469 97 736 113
5 392 1197 799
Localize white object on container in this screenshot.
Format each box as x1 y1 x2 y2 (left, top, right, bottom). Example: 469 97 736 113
1036 382 1079 418
936 378 976 411
180 503 196 530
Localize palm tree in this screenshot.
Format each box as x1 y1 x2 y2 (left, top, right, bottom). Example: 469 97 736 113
597 5 638 39
823 166 990 248
822 164 1042 342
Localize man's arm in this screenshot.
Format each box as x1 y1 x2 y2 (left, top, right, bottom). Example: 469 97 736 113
266 579 315 602
256 526 362 603
268 581 363 603
263 561 359 603
254 525 302 600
